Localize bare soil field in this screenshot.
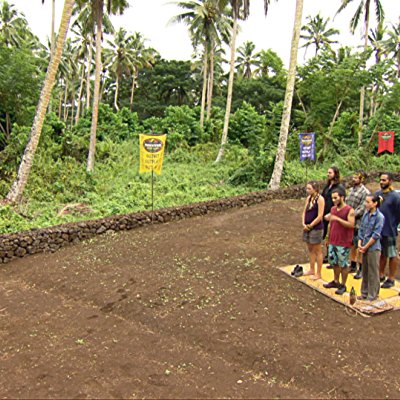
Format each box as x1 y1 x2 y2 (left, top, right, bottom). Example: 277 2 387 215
1 184 400 399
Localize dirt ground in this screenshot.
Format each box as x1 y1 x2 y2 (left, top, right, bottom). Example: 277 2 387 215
1 183 400 399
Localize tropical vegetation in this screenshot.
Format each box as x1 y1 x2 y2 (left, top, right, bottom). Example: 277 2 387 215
0 0 399 234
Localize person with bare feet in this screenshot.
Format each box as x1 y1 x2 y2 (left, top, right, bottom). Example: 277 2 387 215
302 181 325 280
321 167 346 266
323 188 355 295
375 173 400 289
357 194 385 301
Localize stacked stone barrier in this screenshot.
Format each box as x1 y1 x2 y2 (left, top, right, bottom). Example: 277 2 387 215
0 171 397 264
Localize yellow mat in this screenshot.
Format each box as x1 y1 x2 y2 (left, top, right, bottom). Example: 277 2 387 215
280 264 400 316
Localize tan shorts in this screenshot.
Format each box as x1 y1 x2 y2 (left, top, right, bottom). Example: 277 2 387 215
303 229 324 244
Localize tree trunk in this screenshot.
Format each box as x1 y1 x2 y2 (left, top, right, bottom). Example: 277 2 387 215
58 89 62 118
99 72 104 102
63 80 69 122
86 35 93 110
87 6 102 173
358 86 365 145
200 44 208 128
397 52 400 78
5 112 10 141
322 98 344 156
64 105 70 126
215 16 238 163
206 69 212 119
48 0 56 113
206 43 214 120
114 75 119 111
296 89 307 116
6 0 75 204
70 84 75 129
75 64 85 125
370 84 378 118
51 0 56 56
358 10 370 147
0 121 6 136
130 69 137 111
269 0 303 190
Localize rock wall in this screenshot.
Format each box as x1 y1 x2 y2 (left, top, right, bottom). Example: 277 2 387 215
0 184 306 264
1 171 397 264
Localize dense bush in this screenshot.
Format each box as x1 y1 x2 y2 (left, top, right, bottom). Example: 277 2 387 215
1 102 399 235
229 102 267 150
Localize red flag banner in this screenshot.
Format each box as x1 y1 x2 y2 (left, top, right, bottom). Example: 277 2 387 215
378 131 395 154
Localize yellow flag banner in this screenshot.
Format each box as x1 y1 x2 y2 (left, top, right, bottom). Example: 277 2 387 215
139 134 167 175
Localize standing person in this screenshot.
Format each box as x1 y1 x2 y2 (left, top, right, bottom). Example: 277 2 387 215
375 173 400 289
323 188 355 295
358 194 385 301
346 170 370 278
302 181 325 280
321 167 346 264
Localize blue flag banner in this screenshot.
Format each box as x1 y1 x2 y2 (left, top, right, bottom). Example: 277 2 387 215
299 133 315 161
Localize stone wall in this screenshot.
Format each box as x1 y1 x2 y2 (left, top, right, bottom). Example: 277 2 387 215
1 171 397 265
0 184 306 264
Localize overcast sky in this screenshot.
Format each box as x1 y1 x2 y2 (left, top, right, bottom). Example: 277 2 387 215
11 0 400 66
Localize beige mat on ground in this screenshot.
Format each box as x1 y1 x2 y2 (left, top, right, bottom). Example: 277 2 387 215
280 264 400 316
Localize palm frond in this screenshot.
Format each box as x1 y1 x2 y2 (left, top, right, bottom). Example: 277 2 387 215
350 1 364 33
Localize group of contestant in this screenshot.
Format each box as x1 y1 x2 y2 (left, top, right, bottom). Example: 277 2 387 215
302 168 400 300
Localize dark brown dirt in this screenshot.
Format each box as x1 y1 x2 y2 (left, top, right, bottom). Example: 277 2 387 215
1 190 400 398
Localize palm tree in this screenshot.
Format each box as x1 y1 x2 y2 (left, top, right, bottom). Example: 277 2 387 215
128 32 157 110
368 21 386 64
48 0 56 56
368 22 386 116
253 48 284 78
236 40 258 78
6 0 75 204
59 38 79 123
268 0 304 190
170 0 229 127
84 0 129 173
0 1 29 47
300 14 339 56
72 2 114 111
73 4 95 111
384 20 400 78
71 21 91 123
208 44 227 98
215 0 272 163
104 27 136 111
336 0 385 146
206 9 230 120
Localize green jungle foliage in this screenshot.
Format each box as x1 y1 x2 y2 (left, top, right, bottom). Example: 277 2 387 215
1 4 400 234
1 104 399 234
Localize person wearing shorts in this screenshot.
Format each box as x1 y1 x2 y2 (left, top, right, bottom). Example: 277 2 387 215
302 181 325 280
323 188 355 295
375 173 400 289
321 166 346 264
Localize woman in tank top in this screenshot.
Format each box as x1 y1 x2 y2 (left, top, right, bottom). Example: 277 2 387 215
302 181 325 280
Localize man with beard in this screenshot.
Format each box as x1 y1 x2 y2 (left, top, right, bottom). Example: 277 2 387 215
376 173 400 289
322 167 346 265
323 188 355 295
346 171 370 279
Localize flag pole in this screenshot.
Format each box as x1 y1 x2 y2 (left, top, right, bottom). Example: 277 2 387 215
306 160 308 182
139 132 166 223
151 168 154 215
151 148 155 224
